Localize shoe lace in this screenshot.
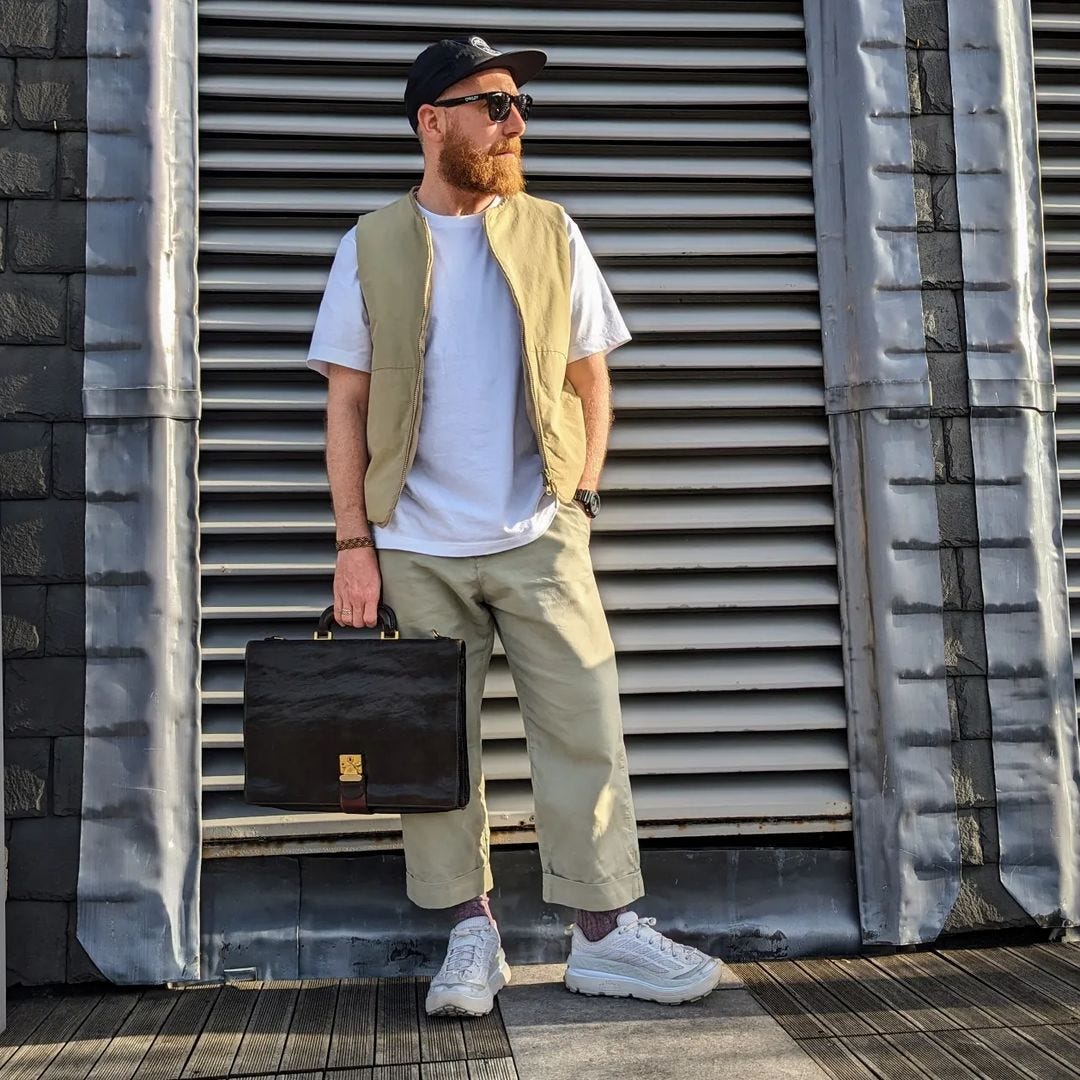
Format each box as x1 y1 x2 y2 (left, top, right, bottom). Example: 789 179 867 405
441 926 491 979
619 916 696 963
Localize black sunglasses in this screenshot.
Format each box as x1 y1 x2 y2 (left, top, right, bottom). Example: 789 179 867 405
432 90 533 123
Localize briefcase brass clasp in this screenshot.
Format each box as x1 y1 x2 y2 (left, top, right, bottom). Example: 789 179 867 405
339 753 364 781
380 630 400 640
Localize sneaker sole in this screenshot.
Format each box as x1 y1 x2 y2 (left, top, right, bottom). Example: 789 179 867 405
425 953 512 1017
563 960 727 1005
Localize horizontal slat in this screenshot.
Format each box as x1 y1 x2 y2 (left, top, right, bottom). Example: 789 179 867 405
197 493 836 534
199 532 838 575
200 73 808 108
205 647 845 702
203 731 849 794
201 610 841 664
201 114 808 145
201 689 849 745
200 377 826 413
199 38 808 73
199 226 818 260
199 189 815 220
201 772 852 844
198 2 805 34
198 301 822 336
200 264 819 297
200 570 839 619
198 455 834 495
199 342 825 373
198 416 828 453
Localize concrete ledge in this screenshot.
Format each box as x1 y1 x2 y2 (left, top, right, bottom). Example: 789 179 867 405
499 963 829 1080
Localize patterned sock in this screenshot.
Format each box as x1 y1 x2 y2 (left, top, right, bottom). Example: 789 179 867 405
575 905 631 942
451 893 495 928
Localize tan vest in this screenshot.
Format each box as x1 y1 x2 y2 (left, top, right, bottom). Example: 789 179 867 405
354 189 583 527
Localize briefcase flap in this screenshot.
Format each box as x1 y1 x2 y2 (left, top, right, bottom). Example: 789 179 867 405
242 631 468 814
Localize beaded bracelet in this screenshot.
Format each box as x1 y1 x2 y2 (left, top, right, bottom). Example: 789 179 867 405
336 536 376 551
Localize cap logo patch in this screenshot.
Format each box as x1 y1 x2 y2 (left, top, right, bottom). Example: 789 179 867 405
468 36 497 54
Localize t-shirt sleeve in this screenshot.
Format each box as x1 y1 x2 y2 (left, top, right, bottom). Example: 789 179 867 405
306 225 373 378
565 211 632 363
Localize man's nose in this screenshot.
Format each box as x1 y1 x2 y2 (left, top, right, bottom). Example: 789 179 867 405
502 106 525 137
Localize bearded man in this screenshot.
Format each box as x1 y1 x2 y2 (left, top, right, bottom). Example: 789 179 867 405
306 36 738 1016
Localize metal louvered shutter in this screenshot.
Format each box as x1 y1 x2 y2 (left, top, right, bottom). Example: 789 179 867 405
1032 4 1080 740
195 0 851 848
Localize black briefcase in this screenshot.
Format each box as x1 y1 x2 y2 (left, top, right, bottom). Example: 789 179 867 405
242 603 469 814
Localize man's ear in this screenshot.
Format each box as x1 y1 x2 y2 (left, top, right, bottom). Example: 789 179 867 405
416 103 443 143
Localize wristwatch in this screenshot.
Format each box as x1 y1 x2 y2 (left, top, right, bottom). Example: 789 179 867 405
573 488 601 518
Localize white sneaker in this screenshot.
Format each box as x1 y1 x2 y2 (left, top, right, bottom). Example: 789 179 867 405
564 911 742 1005
425 916 512 1017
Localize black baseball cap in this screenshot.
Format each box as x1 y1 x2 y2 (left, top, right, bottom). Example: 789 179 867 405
405 36 547 132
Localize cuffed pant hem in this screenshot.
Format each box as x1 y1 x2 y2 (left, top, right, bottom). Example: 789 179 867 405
405 864 494 910
542 868 645 911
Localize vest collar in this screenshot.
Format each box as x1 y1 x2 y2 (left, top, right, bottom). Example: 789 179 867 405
406 185 514 223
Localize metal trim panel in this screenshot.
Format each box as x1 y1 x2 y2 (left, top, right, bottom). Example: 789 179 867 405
80 0 203 982
977 0 1080 926
804 0 960 944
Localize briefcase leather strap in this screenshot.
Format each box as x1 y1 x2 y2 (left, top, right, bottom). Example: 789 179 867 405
339 753 370 813
339 776 369 813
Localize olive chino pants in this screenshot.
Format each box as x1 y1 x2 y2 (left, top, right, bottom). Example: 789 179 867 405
376 498 645 911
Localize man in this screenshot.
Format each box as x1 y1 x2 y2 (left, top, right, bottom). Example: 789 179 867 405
307 36 738 1016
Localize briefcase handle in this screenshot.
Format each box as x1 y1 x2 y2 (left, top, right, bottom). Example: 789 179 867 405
315 603 400 640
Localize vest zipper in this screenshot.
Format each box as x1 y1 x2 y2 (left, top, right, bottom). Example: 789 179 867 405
485 234 556 497
391 230 434 517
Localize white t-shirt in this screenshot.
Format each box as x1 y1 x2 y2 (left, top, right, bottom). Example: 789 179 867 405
307 197 631 556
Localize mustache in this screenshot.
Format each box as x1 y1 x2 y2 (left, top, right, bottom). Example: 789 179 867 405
491 138 522 157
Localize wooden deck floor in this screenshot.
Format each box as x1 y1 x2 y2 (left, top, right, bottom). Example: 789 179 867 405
4 942 1080 1080
0 977 517 1080
733 941 1080 1079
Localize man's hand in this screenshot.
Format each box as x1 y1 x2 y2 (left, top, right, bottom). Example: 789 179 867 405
334 546 381 628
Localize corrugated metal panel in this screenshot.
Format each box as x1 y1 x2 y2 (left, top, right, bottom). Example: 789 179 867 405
1033 3 1080 723
195 0 850 844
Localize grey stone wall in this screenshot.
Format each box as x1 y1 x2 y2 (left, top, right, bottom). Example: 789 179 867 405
1 0 102 985
903 0 1034 934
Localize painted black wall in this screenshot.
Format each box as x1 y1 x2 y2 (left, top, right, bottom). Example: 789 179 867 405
1 0 103 986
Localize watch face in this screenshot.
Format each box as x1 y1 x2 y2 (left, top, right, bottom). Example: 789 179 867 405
575 490 600 517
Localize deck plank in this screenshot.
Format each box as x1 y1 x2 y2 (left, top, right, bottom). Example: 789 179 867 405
942 948 1077 1026
418 1061 469 1080
39 992 142 1080
84 990 180 1080
0 997 66 1071
758 960 875 1037
734 963 834 1040
977 947 1080 1015
794 958 921 1035
230 980 300 1077
327 978 379 1071
900 950 1042 1028
831 1033 928 1080
181 983 259 1078
414 980 468 1064
279 979 339 1074
464 1058 517 1080
458 1005 511 1061
132 985 220 1080
868 954 998 1030
374 978 420 1067
2 994 103 1080
966 1026 1079 1080
823 956 962 1032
